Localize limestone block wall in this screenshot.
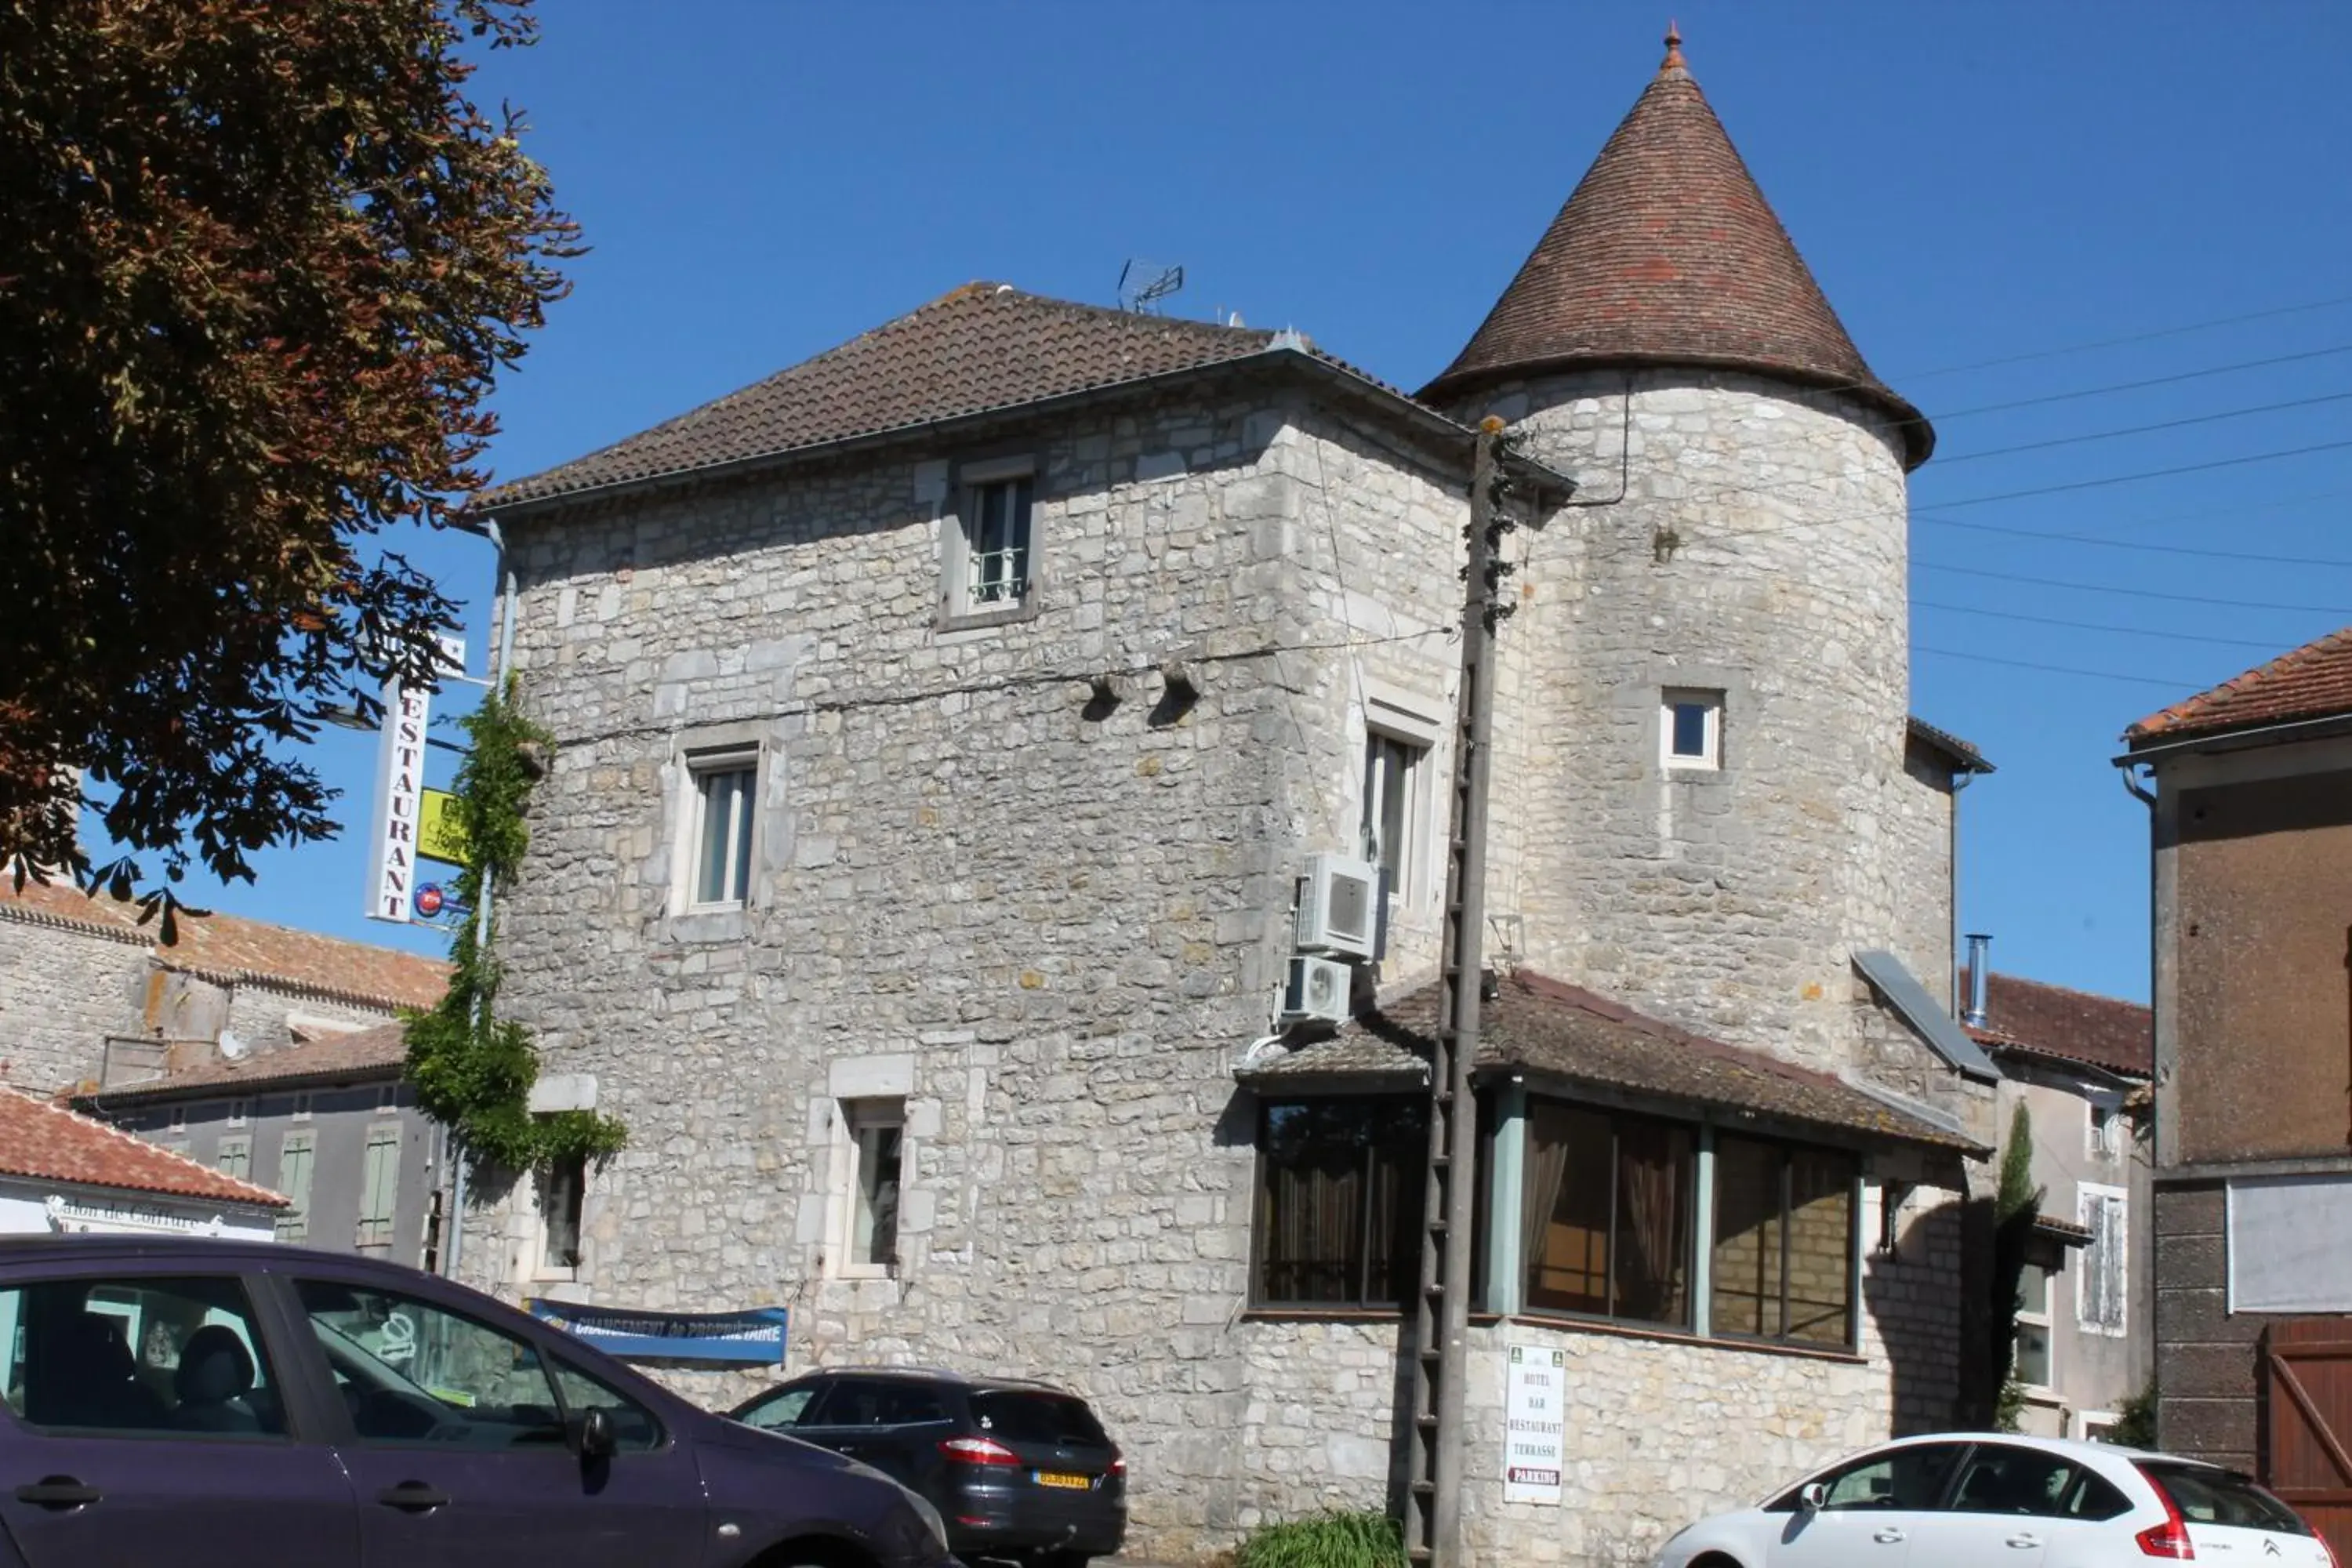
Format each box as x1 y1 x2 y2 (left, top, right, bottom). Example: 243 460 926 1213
0 916 154 1091
1465 368 1918 1079
479 385 1479 1554
222 980 397 1054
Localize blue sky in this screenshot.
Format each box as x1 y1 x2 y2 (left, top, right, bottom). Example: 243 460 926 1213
127 1 2352 1002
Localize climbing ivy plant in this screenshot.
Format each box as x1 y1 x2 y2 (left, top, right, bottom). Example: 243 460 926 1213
404 681 625 1168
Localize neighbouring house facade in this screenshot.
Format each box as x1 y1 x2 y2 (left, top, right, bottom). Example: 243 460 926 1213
0 1087 283 1241
2123 624 2352 1552
77 1022 446 1272
0 877 448 1097
1958 955 2153 1440
464 36 2005 1566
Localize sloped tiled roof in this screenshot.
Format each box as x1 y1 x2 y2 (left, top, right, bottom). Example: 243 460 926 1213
1247 971 1978 1152
483 284 1293 510
2125 625 2352 745
1907 716 1994 775
1962 970 2151 1079
1421 31 1930 468
82 1022 408 1105
0 879 447 1013
0 1089 285 1208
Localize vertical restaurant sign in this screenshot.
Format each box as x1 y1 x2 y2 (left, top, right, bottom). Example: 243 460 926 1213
365 634 466 924
1504 1343 1566 1504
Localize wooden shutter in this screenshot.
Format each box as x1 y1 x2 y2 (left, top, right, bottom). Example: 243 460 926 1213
2264 1321 2352 1563
277 1133 315 1241
358 1126 401 1247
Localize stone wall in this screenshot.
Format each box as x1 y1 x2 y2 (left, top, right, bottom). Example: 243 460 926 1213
0 914 152 1092
480 383 1479 1553
480 367 1982 1564
222 981 393 1054
1458 368 1922 1080
2153 1180 2256 1469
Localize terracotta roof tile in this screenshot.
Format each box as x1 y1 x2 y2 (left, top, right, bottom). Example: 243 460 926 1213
1248 970 1976 1152
0 880 448 1013
1421 33 1930 468
482 284 1290 510
82 1022 408 1104
2125 625 2352 745
1961 970 2151 1078
0 1089 285 1207
1908 716 1994 775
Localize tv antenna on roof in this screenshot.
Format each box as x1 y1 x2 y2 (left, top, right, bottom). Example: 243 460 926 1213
1118 260 1185 314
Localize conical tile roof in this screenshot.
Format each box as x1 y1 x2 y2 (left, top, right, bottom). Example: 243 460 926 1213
1422 30 1931 467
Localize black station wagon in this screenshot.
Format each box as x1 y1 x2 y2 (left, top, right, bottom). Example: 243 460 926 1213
731 1367 1126 1568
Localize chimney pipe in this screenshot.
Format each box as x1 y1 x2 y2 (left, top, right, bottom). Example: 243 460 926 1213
1963 934 1991 1027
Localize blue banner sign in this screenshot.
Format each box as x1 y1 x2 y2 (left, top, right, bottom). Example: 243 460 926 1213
528 1299 789 1364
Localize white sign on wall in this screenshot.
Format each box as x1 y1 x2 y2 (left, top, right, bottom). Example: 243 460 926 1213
1504 1343 1566 1504
365 634 466 924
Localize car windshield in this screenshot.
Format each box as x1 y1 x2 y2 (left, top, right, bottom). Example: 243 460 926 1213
2140 1463 2313 1535
968 1391 1109 1448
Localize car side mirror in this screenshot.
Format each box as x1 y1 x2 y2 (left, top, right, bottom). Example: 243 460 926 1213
1799 1482 1828 1513
570 1406 617 1461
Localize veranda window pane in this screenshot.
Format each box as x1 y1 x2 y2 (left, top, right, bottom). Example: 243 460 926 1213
1784 1148 1856 1346
1711 1134 1784 1338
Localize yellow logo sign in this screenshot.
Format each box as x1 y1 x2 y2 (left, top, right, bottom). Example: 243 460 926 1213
417 789 470 868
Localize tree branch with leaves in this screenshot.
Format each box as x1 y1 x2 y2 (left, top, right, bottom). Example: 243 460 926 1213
0 0 578 916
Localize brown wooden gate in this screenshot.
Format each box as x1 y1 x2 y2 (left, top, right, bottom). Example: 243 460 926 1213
2262 1319 2352 1557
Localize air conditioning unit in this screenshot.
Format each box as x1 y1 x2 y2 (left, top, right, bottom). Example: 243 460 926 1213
1281 955 1354 1025
1294 852 1380 960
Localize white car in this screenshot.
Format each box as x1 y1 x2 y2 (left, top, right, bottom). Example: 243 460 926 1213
1651 1432 2336 1567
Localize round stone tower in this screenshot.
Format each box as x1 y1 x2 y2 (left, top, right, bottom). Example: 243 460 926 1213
1424 29 1939 1075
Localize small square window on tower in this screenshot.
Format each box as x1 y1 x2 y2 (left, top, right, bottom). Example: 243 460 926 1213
1662 689 1723 771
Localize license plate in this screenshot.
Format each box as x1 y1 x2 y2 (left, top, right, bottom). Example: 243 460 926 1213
1035 1472 1091 1490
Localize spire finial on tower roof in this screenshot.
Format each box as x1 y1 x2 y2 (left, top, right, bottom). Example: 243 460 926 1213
1661 20 1686 72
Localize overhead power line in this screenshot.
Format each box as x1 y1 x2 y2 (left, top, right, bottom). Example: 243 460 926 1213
1933 343 2352 421
1911 599 2299 651
1915 513 2352 568
1926 437 2352 510
1892 293 2352 383
1919 561 2352 615
1936 389 2352 464
1913 645 2202 691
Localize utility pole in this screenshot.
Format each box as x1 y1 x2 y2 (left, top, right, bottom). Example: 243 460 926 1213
1406 418 1515 1568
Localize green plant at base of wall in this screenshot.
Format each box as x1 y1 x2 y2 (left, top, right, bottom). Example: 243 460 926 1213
403 681 624 1168
2108 1378 2158 1448
1986 1101 2044 1432
1236 1511 1407 1568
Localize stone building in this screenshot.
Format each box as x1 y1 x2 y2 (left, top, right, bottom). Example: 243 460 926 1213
1958 957 2153 1440
78 1023 447 1272
466 36 2002 1566
0 877 447 1097
2120 623 2352 1554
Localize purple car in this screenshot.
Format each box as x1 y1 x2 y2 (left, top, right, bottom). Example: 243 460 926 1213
0 1236 953 1568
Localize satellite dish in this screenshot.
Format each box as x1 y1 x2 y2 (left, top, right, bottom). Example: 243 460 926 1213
217 1028 249 1060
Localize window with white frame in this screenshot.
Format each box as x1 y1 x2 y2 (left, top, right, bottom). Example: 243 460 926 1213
539 1153 586 1272
688 752 757 909
227 1098 249 1129
2079 1184 2128 1335
1661 688 1723 770
947 459 1036 617
1362 731 1428 902
291 1092 314 1123
2013 1262 2054 1388
836 1098 905 1276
